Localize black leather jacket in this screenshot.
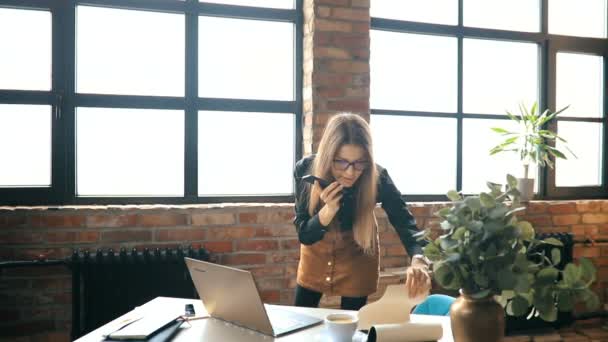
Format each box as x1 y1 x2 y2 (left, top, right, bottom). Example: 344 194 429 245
293 155 426 257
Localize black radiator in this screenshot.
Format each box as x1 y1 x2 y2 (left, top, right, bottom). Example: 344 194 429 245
70 247 209 339
505 232 574 334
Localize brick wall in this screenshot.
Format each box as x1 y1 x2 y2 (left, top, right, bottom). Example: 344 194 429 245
303 0 371 154
2 201 608 341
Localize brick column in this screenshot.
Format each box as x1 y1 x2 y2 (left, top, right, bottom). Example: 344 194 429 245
302 0 371 155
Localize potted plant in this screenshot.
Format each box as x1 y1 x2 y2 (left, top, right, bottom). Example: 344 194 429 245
421 175 599 342
489 102 575 201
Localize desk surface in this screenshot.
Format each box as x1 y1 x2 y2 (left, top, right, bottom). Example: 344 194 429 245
75 297 454 342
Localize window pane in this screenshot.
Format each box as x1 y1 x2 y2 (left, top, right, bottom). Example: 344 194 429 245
556 53 603 118
77 6 184 96
199 17 293 100
556 121 603 187
0 8 51 91
549 0 607 38
371 31 457 112
371 115 456 194
463 118 537 193
198 111 294 195
371 0 457 25
77 108 184 196
464 0 540 32
0 104 51 186
200 0 293 9
463 39 538 114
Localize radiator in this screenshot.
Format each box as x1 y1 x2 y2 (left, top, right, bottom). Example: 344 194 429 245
70 246 209 339
505 232 574 334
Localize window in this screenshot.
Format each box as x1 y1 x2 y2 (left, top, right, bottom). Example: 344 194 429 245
371 0 607 200
0 0 302 205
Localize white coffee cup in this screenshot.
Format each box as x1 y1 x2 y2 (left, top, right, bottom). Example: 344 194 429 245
324 313 358 342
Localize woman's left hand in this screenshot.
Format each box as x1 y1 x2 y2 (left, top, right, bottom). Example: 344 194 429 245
405 265 431 299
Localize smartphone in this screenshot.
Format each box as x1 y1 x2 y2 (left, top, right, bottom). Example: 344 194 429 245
301 174 331 189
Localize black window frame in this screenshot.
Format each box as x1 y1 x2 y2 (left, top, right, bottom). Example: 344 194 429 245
370 0 608 201
0 0 303 205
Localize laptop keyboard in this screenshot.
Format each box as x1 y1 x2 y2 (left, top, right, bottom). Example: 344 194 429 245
267 310 301 330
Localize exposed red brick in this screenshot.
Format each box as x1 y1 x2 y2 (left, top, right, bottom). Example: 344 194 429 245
316 19 352 33
381 256 408 268
594 257 608 267
602 202 608 212
552 214 580 226
0 231 43 244
525 202 548 214
255 278 285 291
156 229 205 242
101 230 152 243
202 241 233 253
260 290 280 303
238 211 293 225
351 0 370 7
243 265 284 278
205 226 256 240
330 8 368 22
45 231 99 244
268 251 300 263
315 0 349 5
385 244 407 257
379 232 401 245
236 240 279 252
573 247 601 258
582 213 608 224
352 22 370 33
572 225 598 237
525 215 552 227
326 99 369 112
317 86 346 98
221 253 266 266
409 206 431 218
138 214 187 227
312 73 352 86
191 212 235 226
313 46 351 59
86 214 137 228
29 215 85 228
547 202 578 215
255 226 297 238
280 239 300 250
576 201 602 213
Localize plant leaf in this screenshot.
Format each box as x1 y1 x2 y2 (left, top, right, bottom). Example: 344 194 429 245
480 193 496 208
447 190 461 202
542 237 563 247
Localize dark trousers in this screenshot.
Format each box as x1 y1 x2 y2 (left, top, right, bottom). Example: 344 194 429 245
294 285 368 311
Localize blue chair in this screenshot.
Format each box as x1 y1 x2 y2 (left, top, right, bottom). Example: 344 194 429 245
412 294 455 316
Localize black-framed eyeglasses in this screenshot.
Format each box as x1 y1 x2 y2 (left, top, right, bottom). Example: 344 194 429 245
333 159 369 171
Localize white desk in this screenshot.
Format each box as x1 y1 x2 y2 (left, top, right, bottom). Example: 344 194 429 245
75 297 454 342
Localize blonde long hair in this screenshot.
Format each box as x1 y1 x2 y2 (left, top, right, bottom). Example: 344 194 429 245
308 113 378 254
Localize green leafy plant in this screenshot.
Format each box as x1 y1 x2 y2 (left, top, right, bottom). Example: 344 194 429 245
489 102 576 179
421 175 599 322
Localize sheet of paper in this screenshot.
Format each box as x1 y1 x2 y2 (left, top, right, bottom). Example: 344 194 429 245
368 322 443 342
357 284 426 330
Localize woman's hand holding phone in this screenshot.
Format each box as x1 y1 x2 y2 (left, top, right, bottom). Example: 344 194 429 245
318 181 343 226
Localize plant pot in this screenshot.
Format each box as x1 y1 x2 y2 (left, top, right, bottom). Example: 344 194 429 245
516 178 535 202
450 292 505 342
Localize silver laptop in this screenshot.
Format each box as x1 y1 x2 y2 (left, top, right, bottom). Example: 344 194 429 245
184 257 323 337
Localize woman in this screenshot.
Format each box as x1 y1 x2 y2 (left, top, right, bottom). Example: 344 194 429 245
293 113 432 311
